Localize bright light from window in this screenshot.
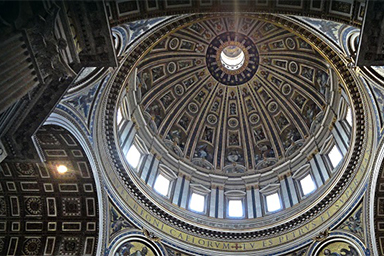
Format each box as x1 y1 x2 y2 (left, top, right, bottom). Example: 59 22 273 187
228 200 243 217
153 174 170 196
57 165 68 174
126 145 141 168
346 107 352 126
117 107 123 125
189 193 205 212
266 193 282 212
328 145 342 168
220 45 245 71
300 174 316 195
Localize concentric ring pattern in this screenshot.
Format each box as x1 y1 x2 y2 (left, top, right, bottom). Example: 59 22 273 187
206 31 259 84
107 14 365 254
137 17 330 176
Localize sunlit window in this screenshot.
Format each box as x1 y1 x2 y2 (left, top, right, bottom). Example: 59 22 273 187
117 107 123 126
228 200 243 217
300 174 316 195
126 144 141 168
328 145 342 168
266 193 282 212
153 174 170 196
220 45 245 71
346 107 352 126
189 193 205 212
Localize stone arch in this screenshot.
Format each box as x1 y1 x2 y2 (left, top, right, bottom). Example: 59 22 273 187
0 124 101 255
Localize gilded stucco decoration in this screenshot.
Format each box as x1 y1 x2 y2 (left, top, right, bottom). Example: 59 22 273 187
338 202 364 240
0 125 100 255
306 231 368 256
137 17 330 176
108 234 164 256
97 13 373 255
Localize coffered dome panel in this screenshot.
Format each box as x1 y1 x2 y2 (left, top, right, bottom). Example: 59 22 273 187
136 17 331 177
101 14 368 256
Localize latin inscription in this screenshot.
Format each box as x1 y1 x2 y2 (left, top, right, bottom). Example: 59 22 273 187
106 110 373 252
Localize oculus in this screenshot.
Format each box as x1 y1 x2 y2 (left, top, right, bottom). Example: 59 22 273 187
220 45 245 70
206 32 259 86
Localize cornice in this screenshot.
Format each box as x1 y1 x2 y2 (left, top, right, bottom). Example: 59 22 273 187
95 13 370 255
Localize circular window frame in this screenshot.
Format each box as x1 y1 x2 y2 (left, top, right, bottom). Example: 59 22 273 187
220 45 246 71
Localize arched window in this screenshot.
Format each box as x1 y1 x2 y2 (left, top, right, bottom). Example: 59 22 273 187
225 190 246 218
117 107 123 129
126 144 141 169
153 165 177 198
300 174 316 196
328 144 343 169
153 174 171 196
189 193 205 213
188 184 210 214
346 107 352 127
266 193 282 212
228 200 244 217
